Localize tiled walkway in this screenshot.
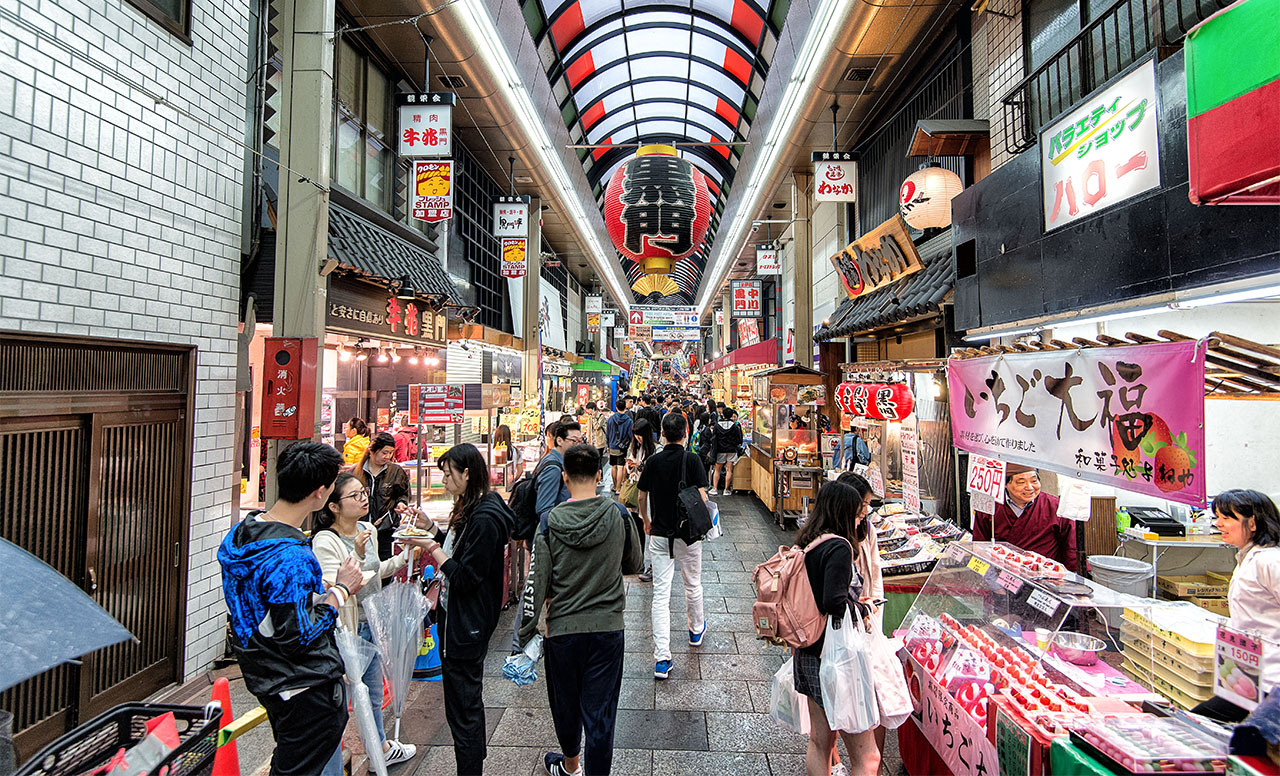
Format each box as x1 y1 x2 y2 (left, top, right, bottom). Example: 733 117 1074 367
388 493 906 776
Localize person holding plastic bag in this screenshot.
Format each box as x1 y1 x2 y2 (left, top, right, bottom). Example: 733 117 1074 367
402 443 513 776
312 473 417 765
791 480 881 776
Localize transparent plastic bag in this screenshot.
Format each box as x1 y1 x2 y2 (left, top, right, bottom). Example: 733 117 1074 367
503 634 543 686
335 628 388 776
819 611 879 733
769 657 810 735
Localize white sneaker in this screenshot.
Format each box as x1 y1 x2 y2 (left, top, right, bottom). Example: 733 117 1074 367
384 740 417 766
708 488 718 495
831 764 850 776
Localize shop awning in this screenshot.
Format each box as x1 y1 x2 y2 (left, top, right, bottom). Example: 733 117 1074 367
815 233 955 342
327 202 457 303
907 120 990 157
707 338 779 372
574 358 614 373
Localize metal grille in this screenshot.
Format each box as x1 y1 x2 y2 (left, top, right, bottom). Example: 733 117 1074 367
452 146 510 332
0 420 87 738
0 340 187 393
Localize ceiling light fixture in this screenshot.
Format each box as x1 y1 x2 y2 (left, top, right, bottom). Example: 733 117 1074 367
454 0 631 312
1172 283 1280 309
696 0 856 314
377 348 389 364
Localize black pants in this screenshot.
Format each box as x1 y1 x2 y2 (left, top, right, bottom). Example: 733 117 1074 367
1191 694 1251 723
544 630 626 776
257 678 346 776
442 653 488 775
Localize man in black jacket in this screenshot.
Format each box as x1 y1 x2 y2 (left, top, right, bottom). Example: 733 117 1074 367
636 395 662 443
219 442 365 776
709 408 744 496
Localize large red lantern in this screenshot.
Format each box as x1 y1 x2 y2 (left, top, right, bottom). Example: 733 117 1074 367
835 382 857 415
603 144 712 275
865 383 915 422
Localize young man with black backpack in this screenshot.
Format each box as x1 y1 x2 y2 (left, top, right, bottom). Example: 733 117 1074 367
637 412 709 680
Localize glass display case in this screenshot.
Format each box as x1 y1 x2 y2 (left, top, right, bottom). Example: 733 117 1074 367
749 367 826 465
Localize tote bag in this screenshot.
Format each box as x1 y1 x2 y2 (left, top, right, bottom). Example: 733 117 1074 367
819 611 879 733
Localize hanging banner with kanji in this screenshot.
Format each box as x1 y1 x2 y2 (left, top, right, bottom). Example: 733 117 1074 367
397 92 455 158
500 237 528 278
947 341 1208 506
587 313 600 334
493 196 530 237
731 280 762 316
412 160 454 223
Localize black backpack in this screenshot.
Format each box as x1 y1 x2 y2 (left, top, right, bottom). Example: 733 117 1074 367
675 453 714 548
506 457 562 542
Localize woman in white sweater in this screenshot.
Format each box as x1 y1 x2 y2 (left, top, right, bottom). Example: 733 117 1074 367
312 473 415 765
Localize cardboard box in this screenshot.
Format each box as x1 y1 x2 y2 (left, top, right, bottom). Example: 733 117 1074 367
1157 574 1230 598
1189 596 1230 617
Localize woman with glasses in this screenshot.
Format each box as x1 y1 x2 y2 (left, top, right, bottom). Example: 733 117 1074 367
311 473 417 766
401 443 514 776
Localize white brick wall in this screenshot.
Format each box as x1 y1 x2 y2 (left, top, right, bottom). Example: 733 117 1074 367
0 0 251 679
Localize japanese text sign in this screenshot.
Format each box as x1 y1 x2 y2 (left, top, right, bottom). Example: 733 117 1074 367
1042 58 1160 231
737 317 761 347
628 305 698 326
948 341 1207 505
731 280 763 316
326 278 447 347
1215 623 1262 711
966 455 1006 514
585 295 603 314
756 248 781 274
811 152 859 202
901 417 921 513
397 92 455 158
828 215 924 300
910 654 999 776
715 309 724 325
587 313 600 334
493 196 529 237
412 160 454 223
601 311 615 329
410 384 463 425
260 338 318 439
500 237 528 279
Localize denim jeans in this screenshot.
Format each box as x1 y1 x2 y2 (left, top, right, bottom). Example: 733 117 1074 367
357 622 387 743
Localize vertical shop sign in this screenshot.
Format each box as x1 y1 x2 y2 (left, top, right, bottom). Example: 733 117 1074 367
1041 58 1160 231
901 416 921 512
500 237 528 278
714 308 724 325
397 92 455 157
587 313 600 334
260 338 318 439
1214 624 1262 711
811 152 859 202
412 160 454 223
995 706 1032 776
756 248 781 274
737 317 761 347
585 295 603 315
493 196 530 237
948 340 1208 506
731 280 762 316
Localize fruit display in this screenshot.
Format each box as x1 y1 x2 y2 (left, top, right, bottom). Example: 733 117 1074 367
1070 716 1227 775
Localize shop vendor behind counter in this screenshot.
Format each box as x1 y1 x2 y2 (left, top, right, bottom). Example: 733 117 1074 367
973 464 1077 571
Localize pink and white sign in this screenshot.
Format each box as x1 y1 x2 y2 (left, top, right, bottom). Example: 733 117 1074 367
947 341 1207 506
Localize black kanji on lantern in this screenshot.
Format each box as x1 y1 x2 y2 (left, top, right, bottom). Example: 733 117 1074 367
618 156 696 255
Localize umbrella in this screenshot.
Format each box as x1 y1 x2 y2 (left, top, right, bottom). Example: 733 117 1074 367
362 581 426 742
335 628 388 776
0 537 134 692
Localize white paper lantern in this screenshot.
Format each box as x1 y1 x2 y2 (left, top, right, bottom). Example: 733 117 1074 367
899 167 963 230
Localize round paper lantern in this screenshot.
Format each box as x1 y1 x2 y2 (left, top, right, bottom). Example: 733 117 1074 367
835 382 857 415
864 383 915 422
899 167 963 230
604 144 712 275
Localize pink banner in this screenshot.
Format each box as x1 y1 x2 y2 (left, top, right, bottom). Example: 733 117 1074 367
947 341 1207 506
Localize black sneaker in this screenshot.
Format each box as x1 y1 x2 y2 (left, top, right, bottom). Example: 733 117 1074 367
545 752 581 776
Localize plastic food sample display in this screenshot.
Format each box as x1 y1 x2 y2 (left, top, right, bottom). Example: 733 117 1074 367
1069 716 1227 775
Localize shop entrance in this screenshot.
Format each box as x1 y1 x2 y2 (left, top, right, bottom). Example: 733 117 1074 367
0 334 194 758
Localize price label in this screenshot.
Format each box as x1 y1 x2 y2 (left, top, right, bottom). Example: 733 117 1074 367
1027 589 1060 617
946 544 966 563
967 557 991 576
1215 623 1262 711
967 455 1006 504
997 570 1024 594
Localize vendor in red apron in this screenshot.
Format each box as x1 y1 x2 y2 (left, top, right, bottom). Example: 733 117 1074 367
972 463 1077 572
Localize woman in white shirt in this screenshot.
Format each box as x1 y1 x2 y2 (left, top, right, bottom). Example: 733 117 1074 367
312 473 415 765
1192 489 1280 722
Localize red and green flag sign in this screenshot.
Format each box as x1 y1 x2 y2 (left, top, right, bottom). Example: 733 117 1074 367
1185 0 1280 204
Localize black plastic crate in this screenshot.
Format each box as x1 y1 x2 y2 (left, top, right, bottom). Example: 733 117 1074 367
17 703 220 776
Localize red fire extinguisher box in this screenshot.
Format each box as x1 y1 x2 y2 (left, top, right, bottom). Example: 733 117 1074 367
261 337 318 439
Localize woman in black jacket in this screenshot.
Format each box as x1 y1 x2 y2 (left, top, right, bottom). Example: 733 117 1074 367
792 480 880 776
404 443 512 776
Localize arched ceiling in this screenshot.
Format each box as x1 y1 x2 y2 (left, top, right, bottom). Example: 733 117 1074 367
520 0 791 304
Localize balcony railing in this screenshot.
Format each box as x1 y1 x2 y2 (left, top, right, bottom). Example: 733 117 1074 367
999 0 1231 154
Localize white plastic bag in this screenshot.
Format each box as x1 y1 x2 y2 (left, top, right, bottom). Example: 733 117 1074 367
867 634 912 729
770 657 810 735
705 500 723 541
819 611 879 733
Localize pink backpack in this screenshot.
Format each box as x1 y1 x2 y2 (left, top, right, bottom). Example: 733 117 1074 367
752 534 852 648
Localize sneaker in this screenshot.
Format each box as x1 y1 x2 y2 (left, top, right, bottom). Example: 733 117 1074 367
638 572 653 583
654 659 672 679
384 740 417 766
707 488 718 495
831 764 850 776
544 752 581 776
689 623 707 646
722 489 733 497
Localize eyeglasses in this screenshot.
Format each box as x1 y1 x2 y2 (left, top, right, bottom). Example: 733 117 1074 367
341 489 370 501
566 436 585 444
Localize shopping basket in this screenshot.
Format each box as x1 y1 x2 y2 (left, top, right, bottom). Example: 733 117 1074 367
16 702 221 776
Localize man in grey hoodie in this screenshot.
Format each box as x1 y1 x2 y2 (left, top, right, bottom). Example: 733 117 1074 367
518 444 644 776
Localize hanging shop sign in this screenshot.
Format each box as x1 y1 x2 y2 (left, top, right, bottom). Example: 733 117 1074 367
630 325 653 343
627 305 698 327
901 416 921 513
326 278 448 347
835 382 916 421
585 295 603 314
260 338 317 439
603 144 712 275
396 92 455 158
409 384 464 425
411 159 454 223
731 279 763 316
899 167 964 230
587 313 600 334
483 350 521 384
543 360 573 378
500 237 528 279
714 309 724 325
737 317 761 347
828 215 924 300
1042 58 1160 231
601 311 616 329
947 340 1208 505
756 248 781 274
811 151 859 202
493 195 530 237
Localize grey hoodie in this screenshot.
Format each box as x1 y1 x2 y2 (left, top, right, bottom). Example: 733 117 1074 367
517 496 644 645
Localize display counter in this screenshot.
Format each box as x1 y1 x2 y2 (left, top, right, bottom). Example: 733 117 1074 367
745 365 826 519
